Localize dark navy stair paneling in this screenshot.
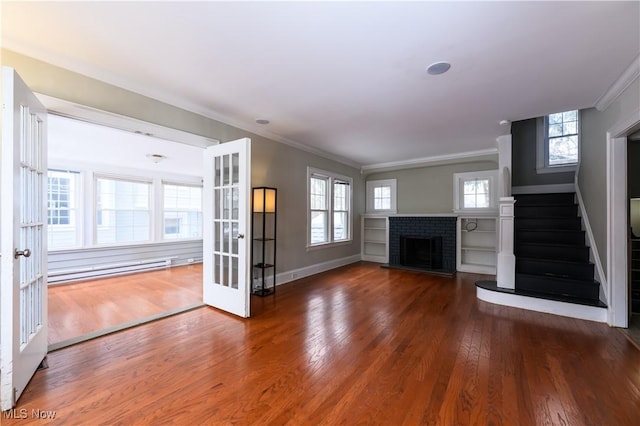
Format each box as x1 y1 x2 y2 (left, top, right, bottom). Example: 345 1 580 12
516 229 585 245
517 258 594 280
513 192 601 305
515 204 578 218
516 273 600 300
513 193 575 206
515 217 582 231
516 243 590 262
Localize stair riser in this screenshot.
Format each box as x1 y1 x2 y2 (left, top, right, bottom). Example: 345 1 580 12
516 259 594 280
516 245 590 262
515 205 578 217
516 274 600 300
515 218 582 230
516 230 585 245
514 193 575 205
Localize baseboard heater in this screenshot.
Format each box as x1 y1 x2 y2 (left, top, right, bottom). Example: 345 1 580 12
48 257 177 284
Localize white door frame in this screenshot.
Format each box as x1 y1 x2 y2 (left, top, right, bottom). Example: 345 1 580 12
607 106 640 327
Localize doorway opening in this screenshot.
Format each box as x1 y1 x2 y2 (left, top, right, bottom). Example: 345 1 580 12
45 112 210 350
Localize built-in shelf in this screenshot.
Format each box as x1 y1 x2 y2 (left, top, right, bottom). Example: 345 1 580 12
457 216 497 274
361 215 389 263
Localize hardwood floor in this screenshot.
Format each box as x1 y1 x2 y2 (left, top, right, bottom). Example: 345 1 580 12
6 262 640 425
48 264 202 345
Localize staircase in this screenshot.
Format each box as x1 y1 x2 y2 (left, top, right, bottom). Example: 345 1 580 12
514 192 603 306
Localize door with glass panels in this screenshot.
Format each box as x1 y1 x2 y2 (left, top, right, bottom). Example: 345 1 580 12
1 67 48 410
202 138 251 317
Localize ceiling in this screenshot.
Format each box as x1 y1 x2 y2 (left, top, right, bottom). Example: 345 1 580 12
2 1 639 169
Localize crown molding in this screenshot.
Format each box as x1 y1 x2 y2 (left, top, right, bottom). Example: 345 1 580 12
595 54 640 112
5 45 361 170
361 148 498 174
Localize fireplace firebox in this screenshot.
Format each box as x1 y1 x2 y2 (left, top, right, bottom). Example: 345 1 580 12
400 236 443 270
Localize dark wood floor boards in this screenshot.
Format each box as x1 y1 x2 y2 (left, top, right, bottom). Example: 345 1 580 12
5 261 640 425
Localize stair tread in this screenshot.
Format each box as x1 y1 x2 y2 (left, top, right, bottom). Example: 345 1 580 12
476 280 606 308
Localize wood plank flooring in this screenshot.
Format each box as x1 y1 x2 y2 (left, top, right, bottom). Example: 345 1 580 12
6 262 640 425
48 264 202 345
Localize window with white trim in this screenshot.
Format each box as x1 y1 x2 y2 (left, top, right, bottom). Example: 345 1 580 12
366 179 397 213
47 169 81 249
308 167 353 247
453 170 498 212
96 177 151 244
163 183 203 239
537 110 579 173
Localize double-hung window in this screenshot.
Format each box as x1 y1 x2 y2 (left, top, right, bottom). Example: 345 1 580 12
163 183 203 239
47 169 80 249
308 168 353 247
96 177 151 244
537 109 579 173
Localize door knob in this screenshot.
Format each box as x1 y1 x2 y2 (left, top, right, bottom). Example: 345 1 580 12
237 233 245 239
14 248 31 259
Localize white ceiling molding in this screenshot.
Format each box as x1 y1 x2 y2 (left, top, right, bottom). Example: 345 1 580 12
36 93 220 148
595 54 640 112
34 91 361 170
361 148 498 174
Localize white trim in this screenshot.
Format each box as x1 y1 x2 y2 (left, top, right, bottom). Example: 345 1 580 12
536 113 579 174
306 167 354 249
511 183 575 194
35 93 219 148
606 107 640 327
453 169 499 212
574 183 607 299
259 254 362 288
365 179 397 214
595 54 640 112
361 148 498 173
35 89 361 169
476 287 607 323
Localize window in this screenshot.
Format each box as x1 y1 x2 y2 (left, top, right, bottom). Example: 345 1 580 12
163 183 203 239
47 170 80 249
308 167 353 247
537 110 579 173
96 177 151 244
453 170 498 212
366 179 397 213
463 178 490 209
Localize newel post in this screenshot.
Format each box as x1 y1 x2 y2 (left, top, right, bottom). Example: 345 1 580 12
496 134 515 289
497 197 516 289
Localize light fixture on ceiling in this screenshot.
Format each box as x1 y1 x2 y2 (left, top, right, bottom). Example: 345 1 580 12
499 120 511 126
426 61 451 75
255 118 270 125
146 153 166 163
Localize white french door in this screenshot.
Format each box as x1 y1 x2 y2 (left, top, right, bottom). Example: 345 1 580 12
1 67 48 410
202 138 251 318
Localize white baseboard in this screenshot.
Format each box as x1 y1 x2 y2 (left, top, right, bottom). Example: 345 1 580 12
511 183 575 194
254 254 362 289
477 287 607 323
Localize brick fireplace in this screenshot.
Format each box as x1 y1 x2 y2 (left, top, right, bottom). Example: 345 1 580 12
388 216 456 273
